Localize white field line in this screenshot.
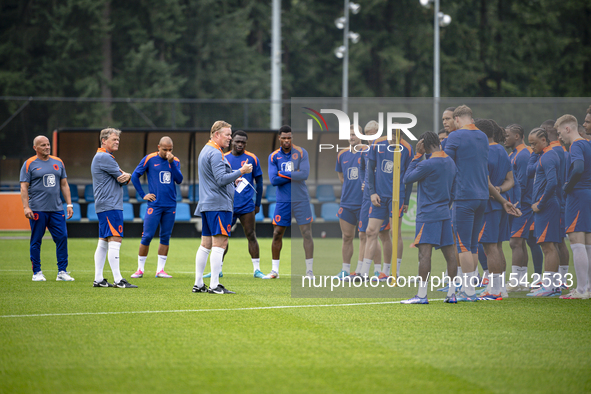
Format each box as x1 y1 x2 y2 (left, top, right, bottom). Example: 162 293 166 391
0 269 300 276
0 299 447 319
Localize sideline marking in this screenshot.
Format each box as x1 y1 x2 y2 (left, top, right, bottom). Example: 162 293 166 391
0 299 447 318
0 269 299 276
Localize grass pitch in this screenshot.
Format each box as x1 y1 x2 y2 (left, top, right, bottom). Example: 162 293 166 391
1 234 590 393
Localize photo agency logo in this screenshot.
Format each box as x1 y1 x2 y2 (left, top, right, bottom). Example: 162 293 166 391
303 107 418 152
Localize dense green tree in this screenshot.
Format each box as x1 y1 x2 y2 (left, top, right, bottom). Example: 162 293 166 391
0 0 590 160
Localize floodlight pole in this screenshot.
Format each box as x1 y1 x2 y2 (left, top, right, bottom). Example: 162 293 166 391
270 0 281 129
342 0 350 114
433 0 440 134
391 128 401 284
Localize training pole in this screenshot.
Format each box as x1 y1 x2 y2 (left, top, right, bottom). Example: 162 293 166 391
391 128 401 282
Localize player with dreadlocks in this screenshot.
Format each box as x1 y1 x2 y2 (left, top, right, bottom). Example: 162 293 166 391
527 127 563 297
401 131 459 304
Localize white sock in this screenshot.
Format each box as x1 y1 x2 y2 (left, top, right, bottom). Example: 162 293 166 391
354 260 363 273
108 241 123 283
194 246 210 287
558 265 569 287
396 258 402 277
483 269 489 279
272 259 280 273
342 263 351 274
252 258 260 272
553 271 562 288
210 247 224 289
491 273 501 294
138 256 147 272
543 271 555 289
94 240 108 282
383 263 392 276
373 262 381 274
418 280 428 298
157 255 167 272
585 245 591 292
361 258 372 276
517 266 528 284
305 258 314 273
571 244 588 293
447 280 456 297
501 271 507 292
463 271 475 296
571 244 587 290
454 267 463 290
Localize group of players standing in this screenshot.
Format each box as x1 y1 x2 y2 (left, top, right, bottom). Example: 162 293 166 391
20 122 316 294
338 104 591 303
20 104 591 301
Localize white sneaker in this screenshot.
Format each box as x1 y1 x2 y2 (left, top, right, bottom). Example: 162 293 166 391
263 270 279 279
507 284 526 292
32 271 46 281
56 271 75 281
155 270 172 278
305 270 314 278
559 289 589 299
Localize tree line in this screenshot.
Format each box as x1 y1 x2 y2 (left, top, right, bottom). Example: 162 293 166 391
0 0 589 158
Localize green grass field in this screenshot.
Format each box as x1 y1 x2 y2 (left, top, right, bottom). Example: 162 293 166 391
1 234 590 393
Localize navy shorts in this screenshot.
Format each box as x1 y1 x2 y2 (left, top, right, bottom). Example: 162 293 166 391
534 199 560 243
566 189 591 234
453 199 487 253
479 210 502 244
510 203 533 239
413 219 454 249
272 201 313 227
337 206 361 226
202 211 233 237
358 198 390 232
98 210 124 238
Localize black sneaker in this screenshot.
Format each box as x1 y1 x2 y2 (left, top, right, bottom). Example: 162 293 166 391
208 284 235 294
192 284 209 293
114 278 138 288
93 279 114 287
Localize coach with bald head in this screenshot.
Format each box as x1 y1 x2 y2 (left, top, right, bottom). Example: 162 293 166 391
130 136 183 279
20 135 75 282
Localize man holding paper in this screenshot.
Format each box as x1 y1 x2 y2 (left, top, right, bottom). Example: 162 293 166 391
193 121 252 294
203 130 265 278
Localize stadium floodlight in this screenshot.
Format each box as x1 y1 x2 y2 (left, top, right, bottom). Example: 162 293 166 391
348 32 360 44
334 45 346 59
439 12 452 27
349 2 361 14
335 0 361 113
418 0 452 134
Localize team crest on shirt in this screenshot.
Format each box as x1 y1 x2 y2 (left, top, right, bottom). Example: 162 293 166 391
159 171 172 184
43 174 56 187
347 167 359 180
281 161 294 172
381 160 393 174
